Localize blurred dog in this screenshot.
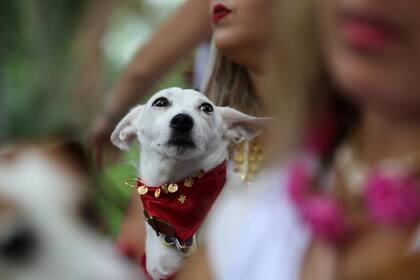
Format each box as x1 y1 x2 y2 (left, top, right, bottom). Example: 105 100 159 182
111 87 269 279
0 142 144 280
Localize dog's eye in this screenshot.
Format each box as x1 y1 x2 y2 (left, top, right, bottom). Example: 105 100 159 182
152 97 169 107
199 103 213 113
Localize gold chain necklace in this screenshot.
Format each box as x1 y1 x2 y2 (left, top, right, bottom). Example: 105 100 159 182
231 136 265 182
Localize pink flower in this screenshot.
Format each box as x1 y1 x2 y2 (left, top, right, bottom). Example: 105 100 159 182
366 171 420 226
288 159 350 244
301 196 349 244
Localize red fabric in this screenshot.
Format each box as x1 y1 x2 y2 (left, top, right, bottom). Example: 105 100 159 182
138 161 227 242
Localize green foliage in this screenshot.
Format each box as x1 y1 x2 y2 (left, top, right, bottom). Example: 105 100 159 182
96 148 139 236
0 0 88 139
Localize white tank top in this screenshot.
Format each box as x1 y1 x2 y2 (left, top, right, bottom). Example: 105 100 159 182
206 167 311 280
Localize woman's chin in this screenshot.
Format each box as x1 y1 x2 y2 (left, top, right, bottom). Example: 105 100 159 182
214 31 239 51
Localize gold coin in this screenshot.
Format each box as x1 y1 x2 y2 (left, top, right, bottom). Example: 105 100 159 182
197 170 205 179
137 185 148 195
184 177 194 187
154 188 161 198
161 183 169 193
168 183 178 193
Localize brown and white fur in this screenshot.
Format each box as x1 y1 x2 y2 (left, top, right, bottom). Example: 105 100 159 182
0 143 144 280
111 87 269 279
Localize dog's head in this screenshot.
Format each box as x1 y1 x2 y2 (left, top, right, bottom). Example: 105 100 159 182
111 87 269 159
0 143 142 280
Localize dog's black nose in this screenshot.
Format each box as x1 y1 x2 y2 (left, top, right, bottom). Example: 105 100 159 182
170 113 194 131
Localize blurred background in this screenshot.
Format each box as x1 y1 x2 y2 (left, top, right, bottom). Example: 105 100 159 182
0 0 191 236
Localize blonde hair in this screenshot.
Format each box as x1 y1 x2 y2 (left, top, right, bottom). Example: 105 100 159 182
203 43 263 116
266 0 357 160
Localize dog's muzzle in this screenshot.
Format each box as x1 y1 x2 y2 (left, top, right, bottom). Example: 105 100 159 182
168 113 195 149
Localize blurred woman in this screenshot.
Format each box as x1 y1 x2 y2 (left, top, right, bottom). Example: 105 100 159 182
115 0 274 274
192 0 420 279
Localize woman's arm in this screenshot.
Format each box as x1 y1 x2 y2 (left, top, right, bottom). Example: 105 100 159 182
116 194 147 261
175 245 213 280
104 0 211 119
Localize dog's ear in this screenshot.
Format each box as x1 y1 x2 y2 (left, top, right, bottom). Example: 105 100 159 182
110 105 144 150
219 107 271 143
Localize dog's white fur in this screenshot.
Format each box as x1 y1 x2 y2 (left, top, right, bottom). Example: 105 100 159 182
0 147 144 280
111 87 268 279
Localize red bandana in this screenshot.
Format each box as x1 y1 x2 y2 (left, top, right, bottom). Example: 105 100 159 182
137 161 227 242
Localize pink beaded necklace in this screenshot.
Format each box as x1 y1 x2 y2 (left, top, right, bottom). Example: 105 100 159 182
287 115 420 245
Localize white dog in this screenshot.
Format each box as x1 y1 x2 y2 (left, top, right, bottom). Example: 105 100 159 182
0 143 144 280
111 87 268 279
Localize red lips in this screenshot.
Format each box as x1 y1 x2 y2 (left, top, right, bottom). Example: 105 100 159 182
213 3 232 24
339 9 401 52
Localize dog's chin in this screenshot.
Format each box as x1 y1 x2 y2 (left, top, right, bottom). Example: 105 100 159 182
166 134 196 156
167 141 196 155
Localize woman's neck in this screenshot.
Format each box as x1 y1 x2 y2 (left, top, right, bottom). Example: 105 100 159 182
357 108 420 165
247 69 268 97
